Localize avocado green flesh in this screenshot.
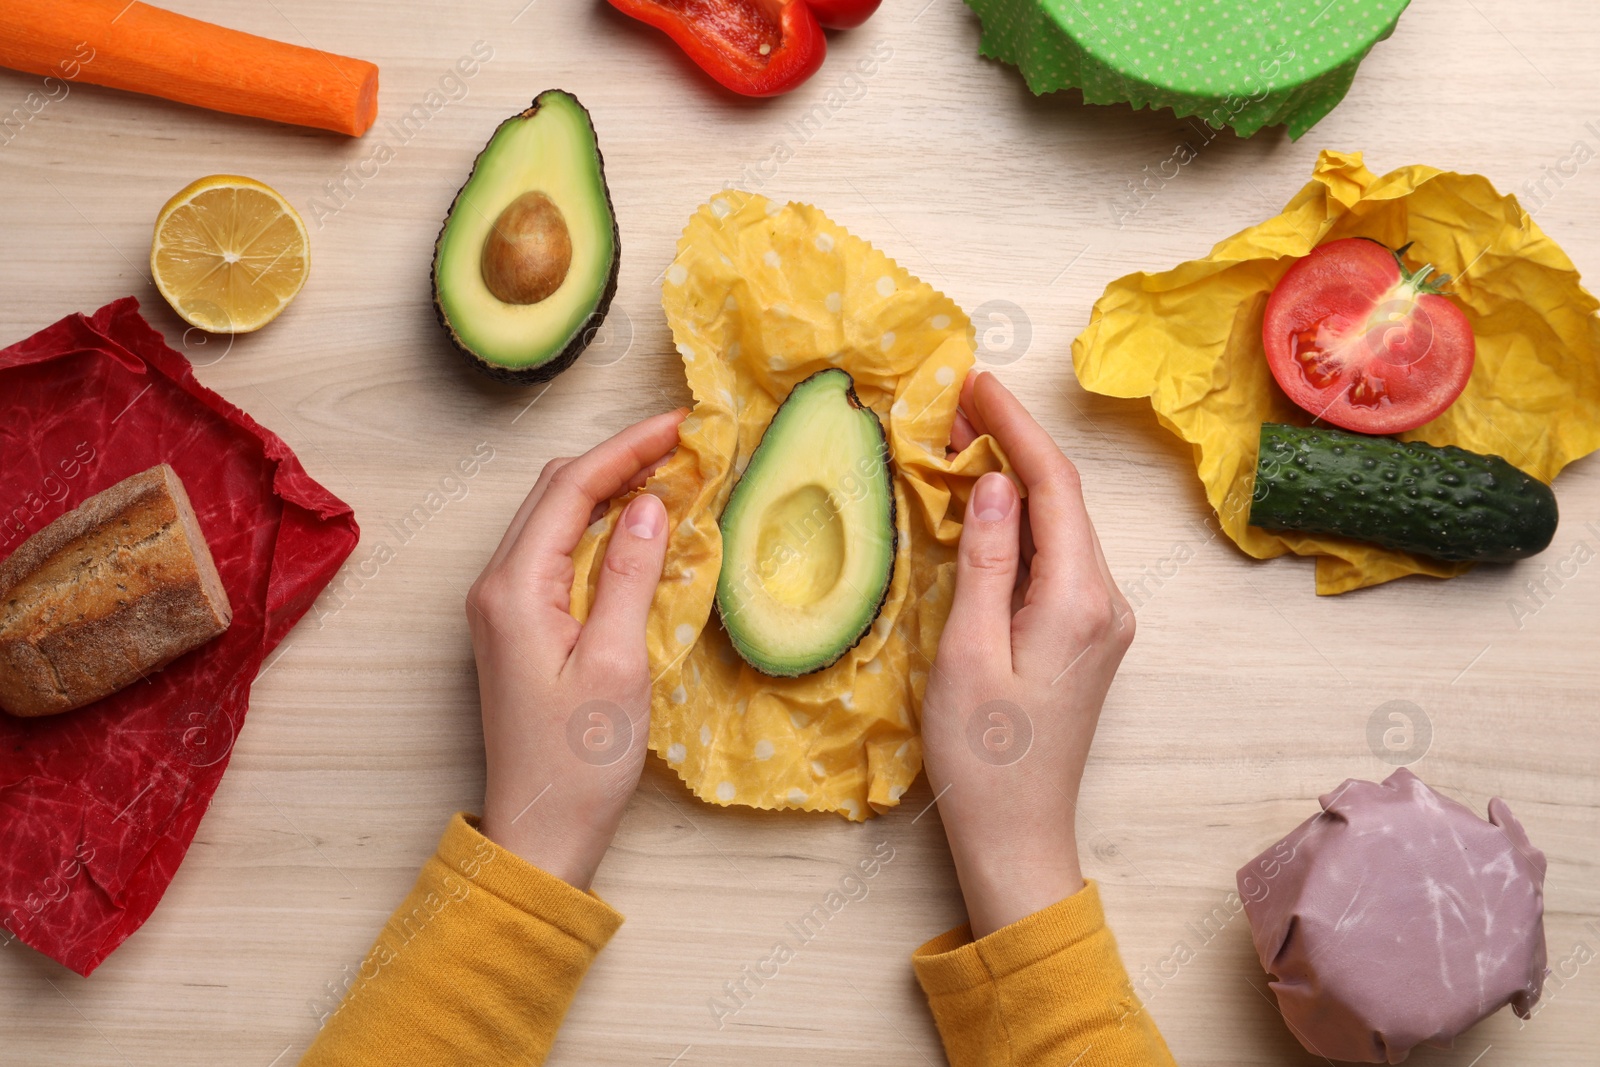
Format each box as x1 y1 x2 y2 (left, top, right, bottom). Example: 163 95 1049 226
1249 422 1559 562
433 90 617 378
717 370 897 677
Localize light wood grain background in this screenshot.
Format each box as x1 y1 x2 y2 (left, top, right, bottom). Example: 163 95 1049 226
3 1 1598 1064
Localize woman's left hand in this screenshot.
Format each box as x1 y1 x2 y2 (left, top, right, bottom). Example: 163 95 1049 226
471 409 685 890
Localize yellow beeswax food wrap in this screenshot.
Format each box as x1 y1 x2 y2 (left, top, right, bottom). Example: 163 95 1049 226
1074 149 1600 595
570 193 1008 820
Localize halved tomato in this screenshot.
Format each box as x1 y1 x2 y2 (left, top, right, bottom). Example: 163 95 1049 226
1262 238 1475 434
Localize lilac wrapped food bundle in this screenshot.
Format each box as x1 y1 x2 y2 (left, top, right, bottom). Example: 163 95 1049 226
1237 768 1547 1064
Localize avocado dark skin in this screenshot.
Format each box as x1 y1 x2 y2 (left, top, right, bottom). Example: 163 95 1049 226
430 91 621 386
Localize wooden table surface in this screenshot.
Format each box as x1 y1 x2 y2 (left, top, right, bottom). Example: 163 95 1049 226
3 1 1598 1063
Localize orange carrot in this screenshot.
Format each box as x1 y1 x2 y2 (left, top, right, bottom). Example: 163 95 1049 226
0 0 378 136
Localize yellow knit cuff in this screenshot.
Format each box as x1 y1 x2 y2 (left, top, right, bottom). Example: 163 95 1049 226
912 879 1108 996
439 813 624 951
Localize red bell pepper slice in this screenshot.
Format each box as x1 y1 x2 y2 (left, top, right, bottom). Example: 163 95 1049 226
805 0 882 29
609 0 827 97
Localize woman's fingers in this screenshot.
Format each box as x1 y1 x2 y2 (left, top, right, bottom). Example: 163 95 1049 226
1019 503 1037 573
1085 513 1122 604
504 409 685 579
957 369 990 439
966 373 1125 665
941 471 1022 670
485 410 685 576
588 450 678 527
968 373 1100 568
477 410 683 649
949 408 979 455
485 456 572 574
573 493 669 672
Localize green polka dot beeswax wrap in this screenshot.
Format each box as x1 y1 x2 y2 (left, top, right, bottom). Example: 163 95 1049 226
569 192 1010 821
964 0 1411 138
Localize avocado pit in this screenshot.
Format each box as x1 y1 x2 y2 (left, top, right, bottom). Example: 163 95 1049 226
481 191 572 305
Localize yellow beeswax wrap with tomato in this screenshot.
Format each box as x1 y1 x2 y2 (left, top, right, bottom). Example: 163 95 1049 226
1074 149 1600 594
570 192 1009 820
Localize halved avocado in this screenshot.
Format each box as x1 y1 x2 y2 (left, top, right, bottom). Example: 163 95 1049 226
431 90 619 384
716 369 897 677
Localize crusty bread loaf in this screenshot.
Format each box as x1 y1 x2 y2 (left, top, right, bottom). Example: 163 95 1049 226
0 463 233 717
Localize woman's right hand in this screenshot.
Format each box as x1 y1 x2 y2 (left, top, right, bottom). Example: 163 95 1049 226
920 371 1136 938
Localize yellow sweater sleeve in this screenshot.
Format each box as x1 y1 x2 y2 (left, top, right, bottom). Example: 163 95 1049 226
912 881 1176 1067
300 813 623 1067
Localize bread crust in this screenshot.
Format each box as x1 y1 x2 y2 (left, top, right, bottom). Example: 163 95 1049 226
0 464 232 717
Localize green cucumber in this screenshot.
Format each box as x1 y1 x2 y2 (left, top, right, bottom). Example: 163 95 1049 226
1248 423 1558 562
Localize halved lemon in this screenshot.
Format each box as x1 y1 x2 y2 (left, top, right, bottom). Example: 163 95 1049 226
150 175 310 334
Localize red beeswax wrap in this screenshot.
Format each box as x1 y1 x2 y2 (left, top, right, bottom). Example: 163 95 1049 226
0 298 358 975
